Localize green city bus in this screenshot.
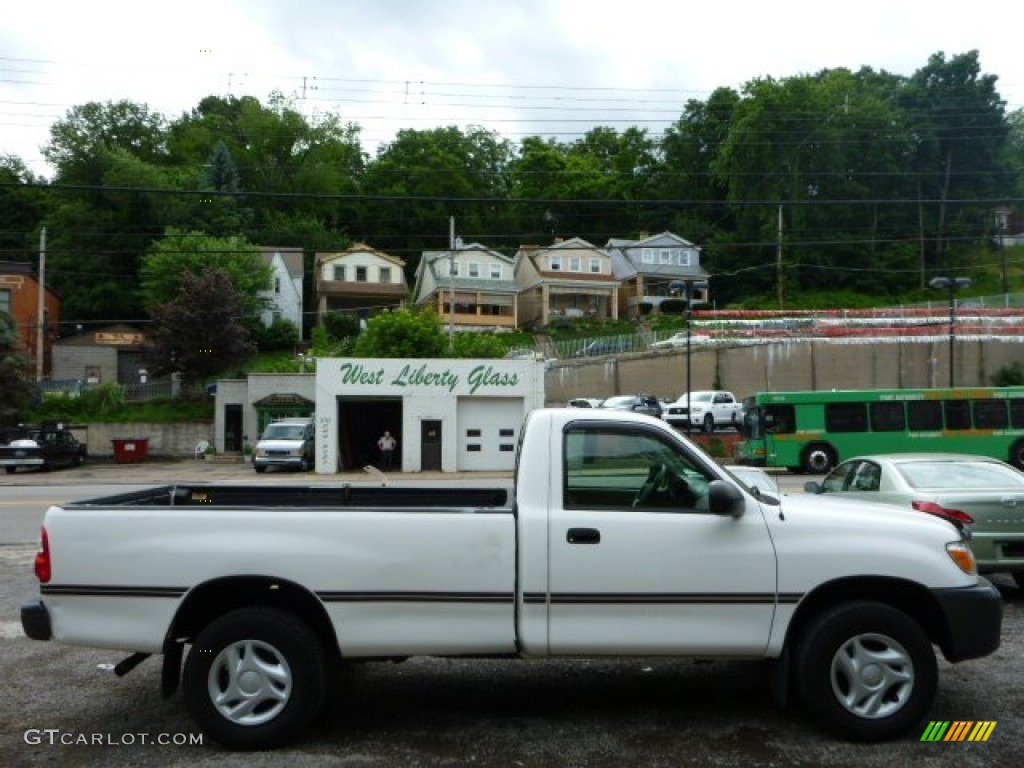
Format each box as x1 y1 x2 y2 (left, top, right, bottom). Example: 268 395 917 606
733 387 1024 473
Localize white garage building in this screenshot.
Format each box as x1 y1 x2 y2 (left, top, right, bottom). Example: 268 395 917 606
314 358 545 474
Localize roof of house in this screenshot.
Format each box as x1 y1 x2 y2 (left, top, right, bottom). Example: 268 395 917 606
259 247 304 280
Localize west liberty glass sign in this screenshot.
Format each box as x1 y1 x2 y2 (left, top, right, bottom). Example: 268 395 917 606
337 362 521 394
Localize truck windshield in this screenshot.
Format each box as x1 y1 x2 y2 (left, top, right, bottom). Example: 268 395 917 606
263 425 306 440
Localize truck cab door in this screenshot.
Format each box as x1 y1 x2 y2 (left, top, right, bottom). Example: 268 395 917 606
543 422 777 656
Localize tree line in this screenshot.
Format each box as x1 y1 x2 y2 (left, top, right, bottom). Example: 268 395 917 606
0 49 1021 330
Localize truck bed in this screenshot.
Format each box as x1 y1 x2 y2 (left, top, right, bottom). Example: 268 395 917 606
61 484 511 510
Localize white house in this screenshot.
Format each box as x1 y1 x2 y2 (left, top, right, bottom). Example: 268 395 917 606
259 247 304 330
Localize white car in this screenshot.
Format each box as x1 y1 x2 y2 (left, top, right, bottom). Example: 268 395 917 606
650 332 712 349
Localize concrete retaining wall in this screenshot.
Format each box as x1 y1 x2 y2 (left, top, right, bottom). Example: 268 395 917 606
73 421 214 459
544 338 1024 404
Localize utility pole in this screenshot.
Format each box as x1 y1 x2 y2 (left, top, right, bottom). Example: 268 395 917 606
448 216 456 347
36 227 46 382
776 205 784 310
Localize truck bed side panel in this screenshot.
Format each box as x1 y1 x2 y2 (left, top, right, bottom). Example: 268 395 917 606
43 506 517 656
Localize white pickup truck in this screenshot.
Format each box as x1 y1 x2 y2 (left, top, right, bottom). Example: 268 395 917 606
663 390 744 432
21 409 1002 750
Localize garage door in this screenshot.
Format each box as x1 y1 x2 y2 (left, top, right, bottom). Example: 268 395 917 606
456 397 523 471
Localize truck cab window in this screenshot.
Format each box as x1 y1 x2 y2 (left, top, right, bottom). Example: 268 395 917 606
563 427 711 511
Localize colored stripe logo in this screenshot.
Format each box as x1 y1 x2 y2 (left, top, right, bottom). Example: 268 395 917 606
920 721 997 742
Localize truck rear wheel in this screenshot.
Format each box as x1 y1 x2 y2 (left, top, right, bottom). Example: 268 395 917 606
794 601 936 741
183 607 326 750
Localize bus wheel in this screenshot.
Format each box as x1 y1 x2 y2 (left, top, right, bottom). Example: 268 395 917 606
1010 440 1024 470
801 444 836 474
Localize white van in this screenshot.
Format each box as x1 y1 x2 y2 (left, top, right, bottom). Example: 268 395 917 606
253 417 314 473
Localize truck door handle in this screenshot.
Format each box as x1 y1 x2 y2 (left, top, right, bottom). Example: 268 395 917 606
567 528 601 544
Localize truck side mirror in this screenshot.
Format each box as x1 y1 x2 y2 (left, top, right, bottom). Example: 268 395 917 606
804 481 823 494
708 480 745 517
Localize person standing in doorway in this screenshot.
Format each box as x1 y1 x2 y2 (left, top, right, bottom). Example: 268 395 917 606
377 430 397 470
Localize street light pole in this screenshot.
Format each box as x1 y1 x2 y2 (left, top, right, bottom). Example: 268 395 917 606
928 276 972 388
669 278 709 436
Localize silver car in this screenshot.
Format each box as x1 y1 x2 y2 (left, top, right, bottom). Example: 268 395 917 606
805 453 1024 587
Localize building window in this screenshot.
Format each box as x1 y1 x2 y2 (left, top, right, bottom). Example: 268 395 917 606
489 263 502 279
678 250 694 266
589 258 601 274
569 256 582 272
450 260 460 277
332 265 345 281
274 277 281 294
550 255 562 271
379 267 391 283
0 288 10 316
355 266 367 282
468 262 480 278
659 249 672 265
642 249 654 264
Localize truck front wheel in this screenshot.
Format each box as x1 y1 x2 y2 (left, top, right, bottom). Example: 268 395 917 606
183 607 326 750
794 601 936 741
703 415 715 433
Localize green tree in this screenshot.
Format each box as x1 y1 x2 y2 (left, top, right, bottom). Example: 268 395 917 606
352 307 447 358
43 100 169 184
0 155 45 257
140 229 272 320
146 269 255 387
361 126 515 272
0 311 35 425
899 51 1009 278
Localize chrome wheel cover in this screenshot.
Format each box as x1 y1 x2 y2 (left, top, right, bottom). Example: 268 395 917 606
830 632 914 719
208 639 293 726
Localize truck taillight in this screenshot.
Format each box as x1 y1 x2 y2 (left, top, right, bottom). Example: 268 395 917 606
35 526 51 583
912 500 974 526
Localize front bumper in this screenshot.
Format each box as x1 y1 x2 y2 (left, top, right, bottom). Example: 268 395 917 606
253 456 305 469
932 578 1003 662
21 599 52 641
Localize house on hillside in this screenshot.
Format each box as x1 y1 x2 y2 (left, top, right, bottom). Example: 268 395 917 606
606 231 710 318
513 238 619 327
258 247 304 332
412 242 518 331
315 244 408 326
0 260 60 377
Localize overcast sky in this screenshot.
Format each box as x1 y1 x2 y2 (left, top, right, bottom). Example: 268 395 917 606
2 0 1022 178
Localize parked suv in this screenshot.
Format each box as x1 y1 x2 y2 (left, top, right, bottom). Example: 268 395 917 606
253 417 314 473
598 394 663 418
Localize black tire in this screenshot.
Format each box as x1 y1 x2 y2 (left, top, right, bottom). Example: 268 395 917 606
801 443 836 474
183 607 326 750
1013 572 1024 590
1009 440 1024 470
254 465 266 474
299 457 310 472
703 415 715 433
794 601 937 742
4 466 15 475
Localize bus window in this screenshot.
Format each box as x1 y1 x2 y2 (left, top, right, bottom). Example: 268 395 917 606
944 400 971 430
907 400 942 431
870 401 905 432
1010 399 1024 429
973 400 1008 429
764 404 795 434
825 402 868 433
